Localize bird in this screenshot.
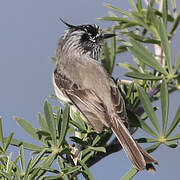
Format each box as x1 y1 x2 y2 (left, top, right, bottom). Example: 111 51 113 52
52 18 158 172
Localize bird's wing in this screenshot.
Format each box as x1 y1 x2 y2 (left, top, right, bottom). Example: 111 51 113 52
53 69 107 133
109 79 129 126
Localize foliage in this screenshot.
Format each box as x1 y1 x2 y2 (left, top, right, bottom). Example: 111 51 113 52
0 0 180 179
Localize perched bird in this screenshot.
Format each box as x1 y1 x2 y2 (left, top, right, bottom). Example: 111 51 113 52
53 19 158 172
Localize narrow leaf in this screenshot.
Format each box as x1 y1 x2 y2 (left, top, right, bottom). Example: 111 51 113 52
158 20 172 73
121 168 138 180
38 112 49 132
70 137 88 146
79 160 94 180
118 63 138 72
31 148 47 168
6 137 43 151
15 117 40 142
49 57 57 63
137 86 160 134
40 153 56 168
0 171 11 179
4 132 14 152
129 38 168 75
146 143 160 153
20 145 26 172
138 118 158 137
136 0 143 12
44 100 57 146
164 141 178 148
99 16 139 25
104 3 130 16
0 116 4 149
109 28 116 75
169 13 180 36
58 105 69 147
173 52 180 74
128 0 137 11
161 80 169 133
28 167 41 180
88 146 106 153
167 133 180 141
23 158 33 179
162 0 168 27
126 71 162 80
57 156 64 169
166 106 180 137
62 166 81 175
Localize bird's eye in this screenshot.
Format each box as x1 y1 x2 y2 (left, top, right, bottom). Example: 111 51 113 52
81 34 89 42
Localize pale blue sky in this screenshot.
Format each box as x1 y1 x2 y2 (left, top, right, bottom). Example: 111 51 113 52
0 1 180 179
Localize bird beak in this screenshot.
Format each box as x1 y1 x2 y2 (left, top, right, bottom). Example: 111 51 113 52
103 34 116 39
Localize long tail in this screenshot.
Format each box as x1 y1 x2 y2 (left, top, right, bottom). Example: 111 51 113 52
111 116 158 172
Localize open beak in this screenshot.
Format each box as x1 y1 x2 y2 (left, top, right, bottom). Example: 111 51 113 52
103 34 116 39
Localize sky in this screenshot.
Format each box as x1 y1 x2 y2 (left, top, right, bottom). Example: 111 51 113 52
0 0 180 179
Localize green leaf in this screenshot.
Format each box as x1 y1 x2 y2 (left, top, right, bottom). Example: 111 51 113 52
136 0 143 12
88 146 106 153
49 57 57 63
121 167 138 180
146 143 160 153
0 171 11 179
62 166 81 175
138 118 158 137
31 149 47 169
24 158 33 179
0 116 4 149
129 38 168 75
44 100 57 146
116 45 128 54
40 153 56 168
158 20 172 73
109 28 116 75
164 141 178 148
4 132 14 152
169 13 180 36
79 160 94 180
15 117 41 142
69 120 86 132
41 167 59 173
28 167 41 180
125 71 162 80
104 3 130 16
99 16 139 25
38 112 49 132
58 105 70 147
173 52 180 74
57 156 64 169
6 137 43 151
166 106 180 137
101 42 111 74
167 133 180 141
118 63 138 72
128 0 137 11
161 80 169 134
20 145 26 172
162 0 168 28
69 137 88 146
120 31 160 44
137 85 160 134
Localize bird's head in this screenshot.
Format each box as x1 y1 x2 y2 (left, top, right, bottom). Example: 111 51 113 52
59 18 115 60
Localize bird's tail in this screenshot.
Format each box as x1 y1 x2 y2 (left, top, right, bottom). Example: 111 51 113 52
111 116 158 172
